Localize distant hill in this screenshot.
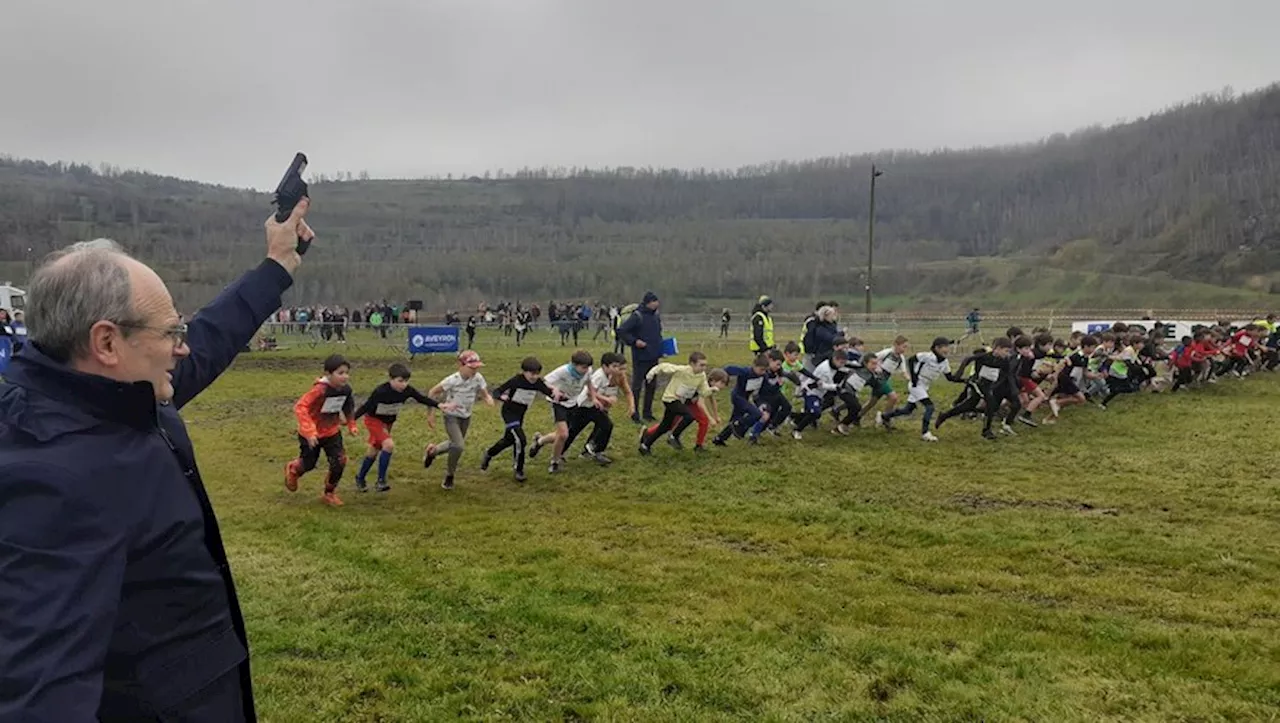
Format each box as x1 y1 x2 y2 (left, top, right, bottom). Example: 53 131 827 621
2 83 1279 312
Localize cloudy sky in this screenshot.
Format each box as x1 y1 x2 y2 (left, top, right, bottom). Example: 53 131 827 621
2 0 1277 190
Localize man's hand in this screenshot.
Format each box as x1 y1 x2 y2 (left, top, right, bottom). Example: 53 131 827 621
306 436 319 448
635 340 647 348
265 197 314 275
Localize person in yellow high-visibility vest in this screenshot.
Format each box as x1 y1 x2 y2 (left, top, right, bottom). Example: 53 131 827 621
750 296 775 353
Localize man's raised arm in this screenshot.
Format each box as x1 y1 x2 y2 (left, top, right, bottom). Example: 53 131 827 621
171 200 313 409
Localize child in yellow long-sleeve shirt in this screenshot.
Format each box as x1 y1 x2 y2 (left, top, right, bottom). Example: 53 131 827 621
638 352 728 454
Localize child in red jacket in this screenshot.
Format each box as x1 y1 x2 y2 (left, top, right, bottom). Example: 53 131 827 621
285 354 359 506
1170 336 1196 392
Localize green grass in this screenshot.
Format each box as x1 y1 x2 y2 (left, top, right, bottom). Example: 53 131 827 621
190 330 1280 722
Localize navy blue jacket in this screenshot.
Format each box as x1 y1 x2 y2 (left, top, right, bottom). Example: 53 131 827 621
803 320 839 361
616 305 663 363
0 258 293 722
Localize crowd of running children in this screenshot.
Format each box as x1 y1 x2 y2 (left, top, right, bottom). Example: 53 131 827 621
281 316 1279 505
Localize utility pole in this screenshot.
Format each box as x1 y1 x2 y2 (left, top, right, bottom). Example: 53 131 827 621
865 164 884 319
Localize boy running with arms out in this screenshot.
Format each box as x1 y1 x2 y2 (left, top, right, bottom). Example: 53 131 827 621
713 354 774 446
668 369 727 451
639 351 726 454
938 337 1020 440
286 354 359 506
879 337 953 442
790 350 848 436
529 350 604 473
481 356 564 482
423 350 495 490
353 362 456 493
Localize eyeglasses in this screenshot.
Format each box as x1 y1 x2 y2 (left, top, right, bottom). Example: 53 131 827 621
118 321 189 347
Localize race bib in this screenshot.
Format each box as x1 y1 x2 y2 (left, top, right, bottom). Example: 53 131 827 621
374 403 403 417
674 384 697 400
510 389 538 405
978 366 1000 382
745 377 764 392
321 396 346 414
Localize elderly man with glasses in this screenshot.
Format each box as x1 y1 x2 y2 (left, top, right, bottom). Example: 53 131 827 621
0 200 315 722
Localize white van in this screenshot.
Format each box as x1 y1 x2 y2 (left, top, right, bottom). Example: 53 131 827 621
0 283 25 313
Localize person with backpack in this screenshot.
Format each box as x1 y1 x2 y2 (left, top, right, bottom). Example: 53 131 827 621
616 291 663 423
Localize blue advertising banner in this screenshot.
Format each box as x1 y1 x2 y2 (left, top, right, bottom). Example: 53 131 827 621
0 336 11 375
661 337 678 357
408 326 460 355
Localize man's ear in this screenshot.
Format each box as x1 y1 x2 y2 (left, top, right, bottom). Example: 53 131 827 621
86 320 125 367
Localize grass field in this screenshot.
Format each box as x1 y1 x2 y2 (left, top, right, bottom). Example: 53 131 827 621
188 329 1280 722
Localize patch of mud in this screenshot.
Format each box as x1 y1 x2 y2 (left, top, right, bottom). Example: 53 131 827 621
949 493 1119 516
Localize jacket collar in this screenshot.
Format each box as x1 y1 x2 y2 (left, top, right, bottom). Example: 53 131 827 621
5 342 160 430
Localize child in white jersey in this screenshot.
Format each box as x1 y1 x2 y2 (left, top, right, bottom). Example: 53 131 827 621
878 337 952 441
865 335 908 425
423 350 495 489
530 350 603 473
791 350 850 436
562 352 634 465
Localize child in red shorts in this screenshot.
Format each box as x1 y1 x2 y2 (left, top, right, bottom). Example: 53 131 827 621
353 362 454 492
285 354 359 506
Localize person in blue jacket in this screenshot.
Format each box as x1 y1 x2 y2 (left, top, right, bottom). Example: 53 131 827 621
615 290 663 423
712 354 773 446
0 199 315 722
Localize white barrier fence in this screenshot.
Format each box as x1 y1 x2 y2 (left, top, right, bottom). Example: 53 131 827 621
253 310 1270 355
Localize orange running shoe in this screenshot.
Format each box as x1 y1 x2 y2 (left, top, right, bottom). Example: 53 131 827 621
322 491 344 507
284 461 299 492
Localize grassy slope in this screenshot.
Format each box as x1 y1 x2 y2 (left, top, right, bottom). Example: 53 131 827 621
685 257 1278 314
186 330 1280 722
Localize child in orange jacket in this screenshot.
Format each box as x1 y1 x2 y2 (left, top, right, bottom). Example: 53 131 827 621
285 354 359 506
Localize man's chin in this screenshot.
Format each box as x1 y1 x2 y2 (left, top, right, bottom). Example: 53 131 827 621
155 378 175 403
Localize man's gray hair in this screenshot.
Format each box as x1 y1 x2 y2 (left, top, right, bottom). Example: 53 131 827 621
25 238 140 363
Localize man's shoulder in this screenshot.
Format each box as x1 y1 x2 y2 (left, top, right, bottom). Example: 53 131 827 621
0 423 123 519
0 381 105 443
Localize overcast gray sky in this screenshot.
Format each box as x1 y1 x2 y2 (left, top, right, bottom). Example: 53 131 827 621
2 0 1277 190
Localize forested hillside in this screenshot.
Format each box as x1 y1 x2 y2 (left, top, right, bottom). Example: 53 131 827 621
2 84 1279 312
